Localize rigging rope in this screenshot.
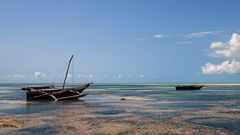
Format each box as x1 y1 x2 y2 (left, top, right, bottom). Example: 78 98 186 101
52 61 69 86
72 57 74 88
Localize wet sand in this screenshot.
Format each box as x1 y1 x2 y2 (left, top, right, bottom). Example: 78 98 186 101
1 95 237 135
0 116 27 128
0 107 228 135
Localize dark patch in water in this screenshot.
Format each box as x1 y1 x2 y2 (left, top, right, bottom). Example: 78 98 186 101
148 102 213 111
9 126 57 135
0 100 84 115
85 102 109 109
96 110 125 115
226 103 240 109
134 111 152 117
186 117 240 134
134 111 181 122
219 111 240 114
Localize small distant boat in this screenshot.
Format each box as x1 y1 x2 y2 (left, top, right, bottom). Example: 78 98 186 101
176 85 204 90
21 55 92 101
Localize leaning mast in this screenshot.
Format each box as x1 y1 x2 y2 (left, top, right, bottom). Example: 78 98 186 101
62 55 74 90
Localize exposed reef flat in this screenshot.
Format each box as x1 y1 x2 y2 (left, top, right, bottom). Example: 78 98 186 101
0 115 27 128
1 96 237 135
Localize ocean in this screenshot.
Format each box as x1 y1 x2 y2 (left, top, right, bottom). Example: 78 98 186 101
0 83 240 135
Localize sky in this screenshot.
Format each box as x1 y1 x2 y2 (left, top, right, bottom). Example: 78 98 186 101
0 0 240 83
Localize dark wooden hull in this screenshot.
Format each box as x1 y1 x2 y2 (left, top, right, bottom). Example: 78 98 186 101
26 83 91 101
176 85 203 90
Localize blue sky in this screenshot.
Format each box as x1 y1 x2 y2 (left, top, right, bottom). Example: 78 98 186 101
0 0 240 83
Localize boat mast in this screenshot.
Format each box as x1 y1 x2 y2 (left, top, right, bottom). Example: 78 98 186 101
62 55 74 90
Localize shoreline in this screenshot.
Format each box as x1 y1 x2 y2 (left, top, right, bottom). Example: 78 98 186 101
0 82 240 85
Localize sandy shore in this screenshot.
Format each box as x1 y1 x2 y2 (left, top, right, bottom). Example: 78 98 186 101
0 116 27 128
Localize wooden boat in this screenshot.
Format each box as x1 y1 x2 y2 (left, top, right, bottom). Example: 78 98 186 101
176 85 203 90
21 55 92 101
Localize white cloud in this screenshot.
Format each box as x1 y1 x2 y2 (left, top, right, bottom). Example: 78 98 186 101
67 74 72 78
202 33 240 75
138 33 168 41
49 74 62 78
88 74 93 78
76 74 99 81
77 74 85 78
118 74 122 78
139 74 144 78
34 72 46 78
209 33 240 59
153 34 164 39
5 74 26 79
202 60 240 74
187 31 224 38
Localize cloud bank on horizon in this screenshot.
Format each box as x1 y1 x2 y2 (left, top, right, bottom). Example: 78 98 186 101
202 33 240 74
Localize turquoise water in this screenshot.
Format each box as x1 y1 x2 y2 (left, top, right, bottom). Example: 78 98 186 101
1 83 240 134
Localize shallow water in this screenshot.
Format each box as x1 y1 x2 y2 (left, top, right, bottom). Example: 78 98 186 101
187 117 240 134
0 83 240 134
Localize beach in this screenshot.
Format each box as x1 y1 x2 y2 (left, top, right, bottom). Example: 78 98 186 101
1 0 240 134
0 84 240 135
